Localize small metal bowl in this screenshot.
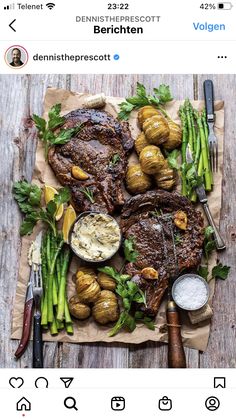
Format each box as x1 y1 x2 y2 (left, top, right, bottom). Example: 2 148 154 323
68 211 122 264
172 273 210 311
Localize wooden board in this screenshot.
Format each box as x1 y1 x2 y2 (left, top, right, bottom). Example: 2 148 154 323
0 74 235 368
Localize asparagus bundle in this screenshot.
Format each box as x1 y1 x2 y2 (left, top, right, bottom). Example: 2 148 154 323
179 100 213 201
41 230 73 335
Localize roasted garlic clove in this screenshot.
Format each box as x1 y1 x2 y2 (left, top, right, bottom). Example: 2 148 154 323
134 132 150 155
143 114 170 145
92 290 119 325
163 119 182 151
138 106 160 128
97 272 116 291
141 267 159 281
126 164 152 194
69 295 91 320
71 165 89 180
140 145 165 175
174 210 188 230
84 93 106 109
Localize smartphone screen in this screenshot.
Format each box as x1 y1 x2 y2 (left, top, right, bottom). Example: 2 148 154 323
0 1 235 417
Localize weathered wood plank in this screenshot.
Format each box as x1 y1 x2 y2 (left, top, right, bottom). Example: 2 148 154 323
0 75 69 368
196 75 236 368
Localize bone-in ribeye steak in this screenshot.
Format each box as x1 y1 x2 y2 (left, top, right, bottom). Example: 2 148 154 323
48 108 134 213
120 190 204 316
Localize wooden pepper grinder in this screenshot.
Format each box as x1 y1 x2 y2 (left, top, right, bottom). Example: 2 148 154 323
167 301 186 368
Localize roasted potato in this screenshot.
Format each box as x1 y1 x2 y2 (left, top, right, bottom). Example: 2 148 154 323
154 160 176 191
138 106 160 128
135 132 149 155
69 295 91 320
97 272 116 291
75 272 101 303
140 145 165 175
92 290 119 325
143 114 170 145
126 164 152 194
163 119 182 151
174 210 188 230
76 267 97 282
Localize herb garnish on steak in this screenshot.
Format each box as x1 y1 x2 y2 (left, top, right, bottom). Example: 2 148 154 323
120 190 204 316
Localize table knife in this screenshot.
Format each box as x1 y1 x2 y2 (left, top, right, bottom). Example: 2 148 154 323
186 144 225 250
14 267 34 358
15 232 42 359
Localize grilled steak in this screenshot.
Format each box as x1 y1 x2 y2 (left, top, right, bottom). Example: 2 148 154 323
120 190 204 316
48 108 134 213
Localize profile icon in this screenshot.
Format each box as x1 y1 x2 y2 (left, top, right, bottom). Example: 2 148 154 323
5 45 28 69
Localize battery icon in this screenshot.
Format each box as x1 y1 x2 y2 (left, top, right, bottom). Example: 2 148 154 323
218 2 233 9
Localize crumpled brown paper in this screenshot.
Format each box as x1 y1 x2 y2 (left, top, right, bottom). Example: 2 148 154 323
11 88 224 351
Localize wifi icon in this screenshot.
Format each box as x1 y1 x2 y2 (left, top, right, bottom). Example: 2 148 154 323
46 2 55 9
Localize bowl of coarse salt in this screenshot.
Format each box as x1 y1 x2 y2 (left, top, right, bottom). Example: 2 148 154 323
172 274 210 311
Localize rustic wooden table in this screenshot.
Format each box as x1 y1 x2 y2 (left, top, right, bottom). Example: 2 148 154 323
0 74 235 368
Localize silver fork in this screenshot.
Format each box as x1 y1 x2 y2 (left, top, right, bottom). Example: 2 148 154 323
204 79 218 172
32 264 43 368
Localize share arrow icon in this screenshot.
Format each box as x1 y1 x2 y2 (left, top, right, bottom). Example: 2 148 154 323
60 377 74 388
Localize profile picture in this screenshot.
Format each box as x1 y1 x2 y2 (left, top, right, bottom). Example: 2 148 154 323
4 45 28 69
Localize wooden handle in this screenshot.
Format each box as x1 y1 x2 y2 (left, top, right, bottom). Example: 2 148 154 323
15 298 33 359
33 313 43 368
167 301 186 368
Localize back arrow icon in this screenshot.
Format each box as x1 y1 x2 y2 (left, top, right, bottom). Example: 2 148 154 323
9 19 16 32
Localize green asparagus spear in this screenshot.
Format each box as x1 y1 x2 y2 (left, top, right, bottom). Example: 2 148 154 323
57 246 71 322
194 110 212 191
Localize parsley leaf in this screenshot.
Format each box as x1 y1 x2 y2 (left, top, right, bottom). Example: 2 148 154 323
123 237 138 263
212 263 230 280
167 149 180 170
197 265 209 280
13 180 71 236
32 104 82 159
118 83 173 120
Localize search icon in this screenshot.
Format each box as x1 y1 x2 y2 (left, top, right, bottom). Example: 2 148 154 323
64 397 78 411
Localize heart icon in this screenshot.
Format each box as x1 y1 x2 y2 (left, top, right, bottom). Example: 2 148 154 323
9 377 24 388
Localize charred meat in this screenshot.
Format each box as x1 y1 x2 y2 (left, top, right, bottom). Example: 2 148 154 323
48 108 134 213
120 190 204 316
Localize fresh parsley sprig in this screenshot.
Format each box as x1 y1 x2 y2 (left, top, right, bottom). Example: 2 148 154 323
118 82 173 121
33 104 82 159
197 226 230 282
13 180 71 236
98 238 155 337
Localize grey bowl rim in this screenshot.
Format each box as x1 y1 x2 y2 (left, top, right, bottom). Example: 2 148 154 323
68 210 122 263
172 273 210 311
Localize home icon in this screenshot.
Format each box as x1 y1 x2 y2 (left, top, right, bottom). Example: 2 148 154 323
16 397 31 411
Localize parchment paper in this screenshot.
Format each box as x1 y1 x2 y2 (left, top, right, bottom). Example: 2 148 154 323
11 88 224 351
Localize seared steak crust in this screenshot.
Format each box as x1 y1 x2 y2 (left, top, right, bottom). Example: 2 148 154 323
121 190 204 316
48 108 133 213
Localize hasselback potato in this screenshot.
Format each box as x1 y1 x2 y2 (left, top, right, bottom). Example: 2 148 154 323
69 295 91 320
97 272 116 291
135 132 149 155
138 106 160 128
126 164 152 194
163 119 182 150
154 160 176 190
143 114 170 145
92 290 119 325
75 270 101 304
140 145 165 175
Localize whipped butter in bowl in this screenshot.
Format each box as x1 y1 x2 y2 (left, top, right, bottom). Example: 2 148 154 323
69 212 122 263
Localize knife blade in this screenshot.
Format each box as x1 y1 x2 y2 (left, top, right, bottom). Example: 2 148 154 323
186 145 225 251
15 231 43 359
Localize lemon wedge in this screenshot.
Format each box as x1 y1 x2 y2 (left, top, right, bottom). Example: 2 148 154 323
44 185 64 221
63 205 76 243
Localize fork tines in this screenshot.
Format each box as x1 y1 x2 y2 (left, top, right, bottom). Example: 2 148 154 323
209 139 218 172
